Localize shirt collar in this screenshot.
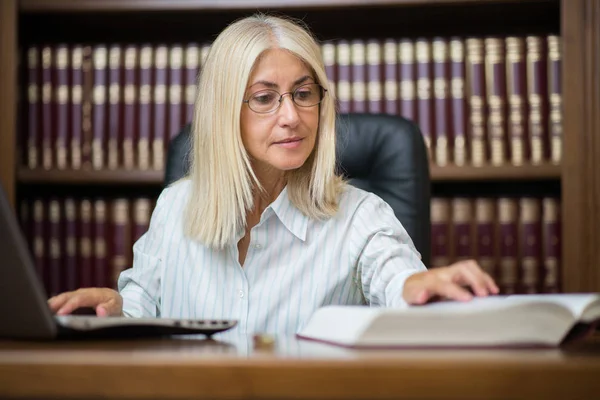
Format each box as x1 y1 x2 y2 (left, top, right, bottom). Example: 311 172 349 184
266 186 308 242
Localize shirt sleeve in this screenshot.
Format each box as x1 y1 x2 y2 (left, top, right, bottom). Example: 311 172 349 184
353 194 428 308
117 188 170 317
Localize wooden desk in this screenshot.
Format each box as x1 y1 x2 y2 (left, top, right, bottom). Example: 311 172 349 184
1 334 600 400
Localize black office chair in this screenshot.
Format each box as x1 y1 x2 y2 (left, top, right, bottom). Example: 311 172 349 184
165 113 431 267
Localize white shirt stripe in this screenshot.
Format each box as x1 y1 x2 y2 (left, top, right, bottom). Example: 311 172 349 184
118 179 427 338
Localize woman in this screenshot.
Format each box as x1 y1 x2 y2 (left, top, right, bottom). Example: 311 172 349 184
48 14 498 335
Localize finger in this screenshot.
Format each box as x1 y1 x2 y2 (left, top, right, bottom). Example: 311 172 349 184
453 262 490 297
433 280 473 302
462 260 500 295
47 291 75 313
56 292 102 315
96 299 120 317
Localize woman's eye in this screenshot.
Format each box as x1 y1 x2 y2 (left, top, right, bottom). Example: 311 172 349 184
253 92 277 104
296 90 312 100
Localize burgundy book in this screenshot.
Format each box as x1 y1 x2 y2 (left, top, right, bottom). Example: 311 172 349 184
484 37 508 166
41 46 54 170
26 46 40 169
451 198 473 262
32 199 47 292
81 46 93 169
430 198 451 268
432 37 451 166
168 45 184 140
93 199 109 288
79 199 94 288
382 39 399 115
475 198 497 281
416 39 433 157
449 37 467 166
497 198 519 294
506 37 529 166
336 40 351 114
111 199 131 289
519 198 542 294
350 40 367 113
542 198 561 293
465 38 488 166
19 199 32 255
122 45 138 170
70 45 83 169
399 39 416 123
366 39 383 113
137 44 153 171
547 35 562 164
183 43 199 125
92 45 108 170
321 41 337 107
526 36 549 164
54 44 69 170
132 198 152 246
107 44 123 170
153 45 168 171
47 198 63 296
63 198 78 292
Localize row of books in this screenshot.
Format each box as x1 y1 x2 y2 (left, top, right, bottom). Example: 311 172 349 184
20 34 561 172
431 197 561 295
18 195 561 298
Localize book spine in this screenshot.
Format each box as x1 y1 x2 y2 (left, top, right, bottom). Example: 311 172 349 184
542 198 561 292
451 198 473 261
48 199 62 296
382 39 399 115
41 46 53 170
70 46 83 169
336 41 351 114
366 39 382 113
94 199 108 288
399 39 416 123
64 198 78 292
79 199 93 288
153 45 168 171
498 198 519 294
321 41 337 103
351 40 366 113
430 198 451 268
484 37 508 166
107 44 122 170
26 46 40 169
433 37 451 166
547 35 562 165
475 198 497 280
506 37 529 166
137 44 153 171
81 46 93 168
466 38 487 166
416 39 433 155
526 36 549 164
33 199 46 290
450 38 467 166
55 45 69 170
111 199 130 289
520 198 542 293
168 45 183 140
132 198 152 244
122 45 137 170
184 43 199 124
92 45 107 170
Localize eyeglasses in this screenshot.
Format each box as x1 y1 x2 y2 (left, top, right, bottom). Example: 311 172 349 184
243 83 327 114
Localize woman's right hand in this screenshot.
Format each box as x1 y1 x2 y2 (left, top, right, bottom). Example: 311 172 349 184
47 288 123 317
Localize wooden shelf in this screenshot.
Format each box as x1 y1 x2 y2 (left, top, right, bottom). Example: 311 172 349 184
17 164 561 185
17 169 164 185
430 164 561 181
18 0 550 12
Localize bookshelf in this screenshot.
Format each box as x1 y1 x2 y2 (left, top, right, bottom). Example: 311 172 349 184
0 0 599 294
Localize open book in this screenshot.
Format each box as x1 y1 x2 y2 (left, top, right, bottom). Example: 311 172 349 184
297 294 600 348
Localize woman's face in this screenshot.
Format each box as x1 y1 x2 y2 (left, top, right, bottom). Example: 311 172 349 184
240 49 319 175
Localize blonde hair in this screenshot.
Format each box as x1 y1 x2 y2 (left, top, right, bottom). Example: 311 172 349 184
183 13 345 248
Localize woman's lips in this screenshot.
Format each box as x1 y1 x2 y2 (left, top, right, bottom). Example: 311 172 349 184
273 137 303 149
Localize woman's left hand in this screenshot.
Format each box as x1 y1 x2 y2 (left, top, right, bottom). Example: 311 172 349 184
402 259 500 305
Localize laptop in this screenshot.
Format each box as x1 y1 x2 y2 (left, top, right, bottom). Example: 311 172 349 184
0 185 237 340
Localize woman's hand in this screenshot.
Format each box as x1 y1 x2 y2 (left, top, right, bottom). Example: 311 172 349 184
403 259 500 305
47 288 123 317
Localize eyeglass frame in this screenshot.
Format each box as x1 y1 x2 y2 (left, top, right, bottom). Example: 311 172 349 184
242 83 328 114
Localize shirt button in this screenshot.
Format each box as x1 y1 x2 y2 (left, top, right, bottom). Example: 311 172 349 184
254 243 262 250
238 290 244 298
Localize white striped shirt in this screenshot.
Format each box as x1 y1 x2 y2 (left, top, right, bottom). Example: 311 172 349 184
118 179 427 338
